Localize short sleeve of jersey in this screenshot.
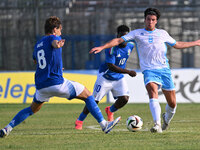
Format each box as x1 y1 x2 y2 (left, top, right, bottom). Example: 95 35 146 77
105 47 116 64
128 42 134 52
121 30 136 42
163 30 176 46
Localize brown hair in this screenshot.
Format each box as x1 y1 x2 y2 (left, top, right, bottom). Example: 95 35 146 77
44 16 62 34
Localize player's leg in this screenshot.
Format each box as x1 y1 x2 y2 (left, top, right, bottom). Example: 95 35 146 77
161 70 177 131
75 101 99 130
76 87 104 122
113 96 129 109
143 70 162 133
0 101 44 138
59 78 120 133
105 96 129 121
83 101 99 114
162 89 176 130
0 87 51 138
110 96 129 111
146 82 162 133
75 73 106 129
76 87 120 133
105 78 129 121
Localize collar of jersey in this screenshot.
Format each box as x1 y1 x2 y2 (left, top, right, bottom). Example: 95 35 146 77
144 28 157 33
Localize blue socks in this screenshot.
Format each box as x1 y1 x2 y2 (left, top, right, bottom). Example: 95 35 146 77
110 105 118 112
9 106 34 128
79 99 118 121
78 112 88 121
85 96 104 123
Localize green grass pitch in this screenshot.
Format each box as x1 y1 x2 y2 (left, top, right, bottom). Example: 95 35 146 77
0 103 200 150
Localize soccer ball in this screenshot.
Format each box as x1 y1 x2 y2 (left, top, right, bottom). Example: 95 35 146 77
126 115 143 132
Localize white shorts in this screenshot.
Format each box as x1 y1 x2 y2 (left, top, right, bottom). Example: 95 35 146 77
93 73 129 102
33 78 84 103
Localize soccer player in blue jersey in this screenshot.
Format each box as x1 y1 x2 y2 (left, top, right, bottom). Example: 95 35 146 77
89 8 200 133
75 25 136 130
0 16 121 138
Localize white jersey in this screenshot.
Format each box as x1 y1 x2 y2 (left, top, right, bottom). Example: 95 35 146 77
122 28 176 72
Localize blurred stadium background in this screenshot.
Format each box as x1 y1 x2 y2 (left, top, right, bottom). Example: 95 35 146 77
0 0 200 71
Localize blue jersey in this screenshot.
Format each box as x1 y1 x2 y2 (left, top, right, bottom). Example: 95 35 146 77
99 42 134 80
33 35 64 90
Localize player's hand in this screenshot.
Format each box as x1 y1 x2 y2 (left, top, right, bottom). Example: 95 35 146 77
53 39 65 48
128 70 137 77
58 39 65 47
89 46 104 54
196 39 200 46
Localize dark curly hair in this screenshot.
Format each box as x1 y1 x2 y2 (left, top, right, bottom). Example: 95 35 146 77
144 8 161 20
45 16 62 34
117 25 130 34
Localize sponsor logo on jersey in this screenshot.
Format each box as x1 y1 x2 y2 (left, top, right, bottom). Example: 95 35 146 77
116 53 121 57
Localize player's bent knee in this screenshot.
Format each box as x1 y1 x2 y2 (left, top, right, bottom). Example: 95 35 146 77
84 88 92 97
116 96 129 108
77 87 92 100
121 96 129 103
124 96 129 102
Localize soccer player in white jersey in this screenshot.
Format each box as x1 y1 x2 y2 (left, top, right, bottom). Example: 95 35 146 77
75 25 136 130
0 16 121 138
89 8 200 133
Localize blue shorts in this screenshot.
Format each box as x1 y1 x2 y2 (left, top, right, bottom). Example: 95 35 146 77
142 68 175 90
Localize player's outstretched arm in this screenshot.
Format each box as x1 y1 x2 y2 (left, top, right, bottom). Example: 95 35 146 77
90 38 124 54
52 39 65 48
173 40 200 49
107 63 137 77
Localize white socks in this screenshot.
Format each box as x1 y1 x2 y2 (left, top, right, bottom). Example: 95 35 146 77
149 98 177 126
5 124 13 133
99 119 107 129
165 104 177 124
149 98 161 125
